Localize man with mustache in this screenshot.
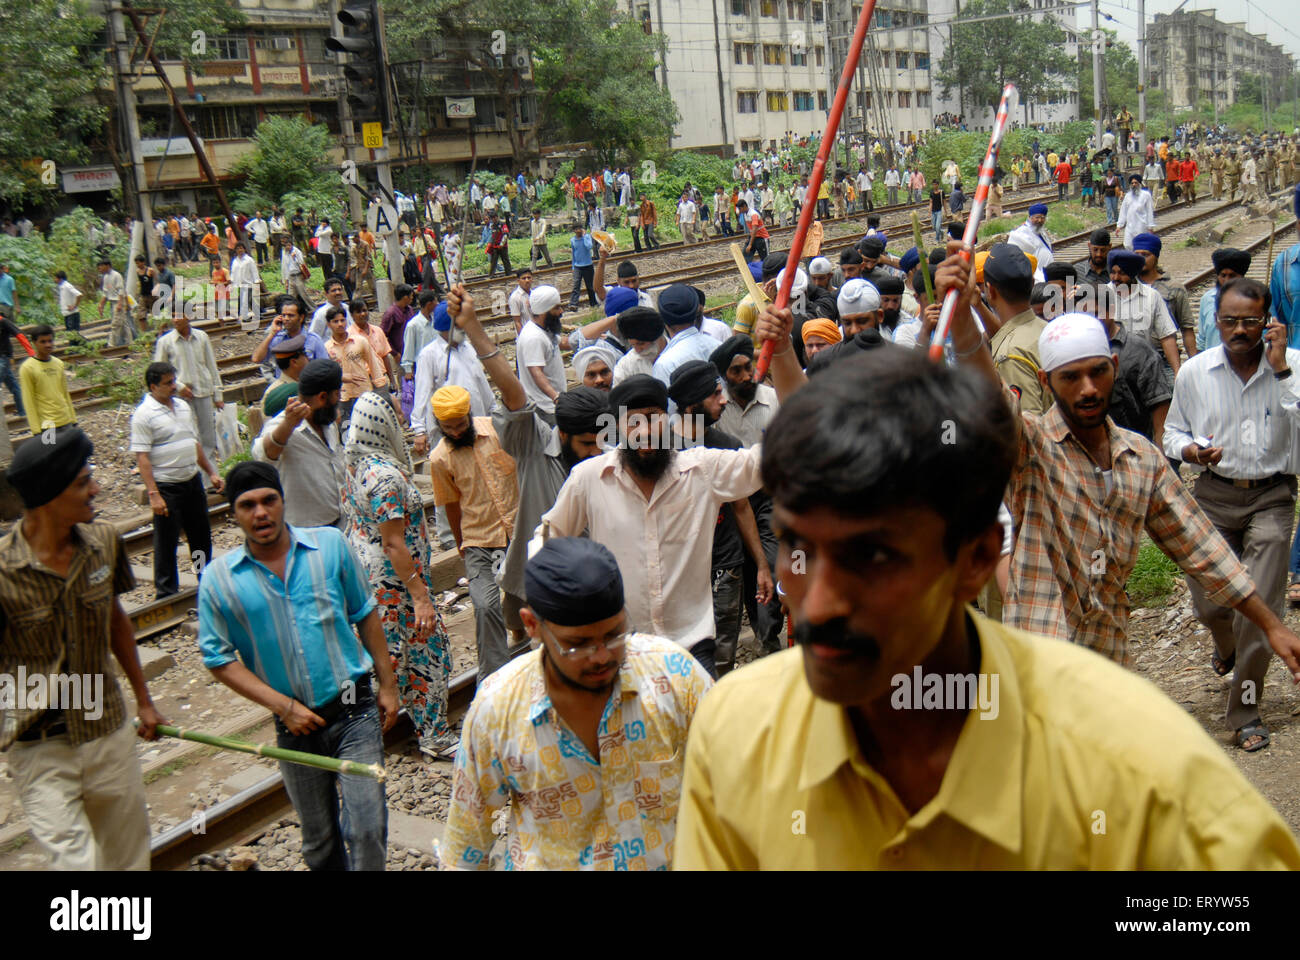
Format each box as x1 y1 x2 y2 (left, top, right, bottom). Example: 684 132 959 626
1109 248 1181 385
533 360 800 678
612 307 666 386
1080 228 1112 285
516 284 618 425
441 537 712 870
984 244 1051 416
411 302 495 459
1163 278 1300 752
253 359 347 529
673 265 1300 869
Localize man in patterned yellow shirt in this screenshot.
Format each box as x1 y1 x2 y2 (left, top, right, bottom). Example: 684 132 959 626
441 537 712 870
673 300 1300 870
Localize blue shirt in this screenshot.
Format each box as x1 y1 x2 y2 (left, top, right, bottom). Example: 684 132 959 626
198 525 378 708
571 234 594 268
1196 286 1221 352
652 326 719 396
262 328 328 379
1271 243 1300 348
0 272 14 307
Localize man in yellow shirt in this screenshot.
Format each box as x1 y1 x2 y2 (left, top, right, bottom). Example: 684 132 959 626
18 324 76 436
673 300 1300 870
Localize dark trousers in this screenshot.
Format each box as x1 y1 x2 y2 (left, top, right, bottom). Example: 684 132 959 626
1057 182 1068 201
63 311 81 333
0 354 24 417
631 227 642 252
712 566 743 672
642 224 659 249
569 265 597 308
152 473 212 597
530 243 554 268
488 246 512 276
317 253 334 278
745 236 768 263
690 637 718 680
743 504 786 655
255 241 268 264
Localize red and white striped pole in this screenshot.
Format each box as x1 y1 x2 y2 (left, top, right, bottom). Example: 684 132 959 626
928 83 1019 362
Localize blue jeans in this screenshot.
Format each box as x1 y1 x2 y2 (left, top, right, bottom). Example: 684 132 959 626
274 685 387 871
1105 194 1119 224
932 210 943 242
0 355 23 417
1289 522 1300 579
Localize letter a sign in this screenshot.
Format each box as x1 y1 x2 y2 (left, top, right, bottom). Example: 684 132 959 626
367 199 399 237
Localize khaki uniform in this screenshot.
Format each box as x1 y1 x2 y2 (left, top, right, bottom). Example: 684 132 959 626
1224 156 1241 200
1259 152 1274 195
1210 155 1225 199
990 309 1052 416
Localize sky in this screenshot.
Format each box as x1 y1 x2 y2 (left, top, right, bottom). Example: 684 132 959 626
1096 0 1300 60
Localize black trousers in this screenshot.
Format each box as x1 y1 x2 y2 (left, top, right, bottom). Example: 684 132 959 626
316 253 334 278
152 473 212 598
745 236 768 263
488 246 512 276
743 499 786 655
569 265 597 308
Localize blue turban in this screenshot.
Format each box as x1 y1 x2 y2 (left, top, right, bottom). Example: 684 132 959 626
1294 185 1299 221
1132 232 1161 256
1028 203 1049 217
898 246 921 275
433 301 451 331
525 537 625 627
749 259 764 283
1107 249 1145 279
603 285 639 317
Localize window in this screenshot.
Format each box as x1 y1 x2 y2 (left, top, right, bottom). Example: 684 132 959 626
210 34 250 61
814 45 824 66
766 90 789 111
793 90 815 110
734 42 755 64
741 139 763 152
738 90 759 113
812 1 823 22
878 10 892 27
898 91 911 107
818 90 828 110
760 0 778 16
763 43 786 65
637 3 652 34
917 91 930 107
916 53 929 70
791 48 807 66
896 52 909 69
787 0 806 17
731 0 750 14
194 105 257 140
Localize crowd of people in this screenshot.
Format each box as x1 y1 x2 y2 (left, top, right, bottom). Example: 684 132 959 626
9 114 1300 873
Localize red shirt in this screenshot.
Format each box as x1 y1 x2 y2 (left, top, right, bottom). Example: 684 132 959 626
747 211 769 239
1166 159 1182 182
1180 159 1198 182
1054 162 1072 184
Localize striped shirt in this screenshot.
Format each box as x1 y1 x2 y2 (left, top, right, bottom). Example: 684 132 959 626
154 327 223 402
1005 392 1256 664
1112 282 1176 351
1162 345 1300 478
197 525 378 709
0 521 134 749
129 395 200 483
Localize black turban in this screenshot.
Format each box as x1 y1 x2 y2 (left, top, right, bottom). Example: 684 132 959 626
225 460 284 506
608 374 668 414
7 425 93 508
525 537 624 627
298 358 343 398
871 273 905 295
761 251 787 281
667 360 721 410
616 306 664 342
710 334 754 376
1211 248 1251 275
554 386 608 436
859 236 886 259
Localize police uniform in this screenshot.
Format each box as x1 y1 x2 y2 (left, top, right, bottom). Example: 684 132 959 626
984 246 1052 416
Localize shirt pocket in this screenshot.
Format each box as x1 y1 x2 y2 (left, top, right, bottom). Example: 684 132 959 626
634 751 683 823
657 488 697 545
488 450 517 485
78 583 113 641
9 604 57 648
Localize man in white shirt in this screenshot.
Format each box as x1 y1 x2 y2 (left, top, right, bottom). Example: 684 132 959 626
516 285 568 422
229 241 261 325
309 277 352 340
855 168 871 209
884 166 901 205
153 311 225 468
313 218 335 277
676 195 699 244
1143 159 1164 198
509 268 534 334
247 211 271 265
612 307 666 387
1109 248 1181 378
528 212 552 269
411 302 495 456
1116 174 1158 251
1163 277 1300 751
1007 203 1055 275
97 258 134 346
279 234 314 311
130 362 223 597
54 271 83 336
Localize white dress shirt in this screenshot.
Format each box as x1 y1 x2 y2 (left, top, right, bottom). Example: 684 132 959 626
532 444 764 649
1112 282 1176 350
309 300 352 341
716 383 778 448
154 327 223 401
411 335 495 435
1163 345 1300 478
1007 221 1055 271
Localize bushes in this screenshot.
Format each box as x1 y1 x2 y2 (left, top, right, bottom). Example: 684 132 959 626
918 123 1093 189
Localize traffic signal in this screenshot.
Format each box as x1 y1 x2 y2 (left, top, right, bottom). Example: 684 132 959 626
326 0 393 127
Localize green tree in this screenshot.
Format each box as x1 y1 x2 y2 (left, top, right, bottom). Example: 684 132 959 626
935 0 1075 125
1077 31 1140 124
230 117 346 221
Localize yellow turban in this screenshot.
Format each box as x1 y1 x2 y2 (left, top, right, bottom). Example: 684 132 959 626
801 318 843 346
974 250 990 284
432 385 471 422
1025 253 1038 273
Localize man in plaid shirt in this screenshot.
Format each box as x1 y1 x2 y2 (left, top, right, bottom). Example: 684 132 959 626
935 243 1300 678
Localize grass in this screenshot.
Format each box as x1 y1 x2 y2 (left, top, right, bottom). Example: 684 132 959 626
142 750 210 785
1126 538 1182 608
977 198 1109 241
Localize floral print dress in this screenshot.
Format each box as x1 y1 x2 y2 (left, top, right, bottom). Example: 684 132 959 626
343 452 452 747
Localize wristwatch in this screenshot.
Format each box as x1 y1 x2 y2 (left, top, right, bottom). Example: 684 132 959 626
1276 368 1293 381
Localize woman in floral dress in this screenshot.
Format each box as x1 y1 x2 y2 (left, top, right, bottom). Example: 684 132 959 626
342 391 455 760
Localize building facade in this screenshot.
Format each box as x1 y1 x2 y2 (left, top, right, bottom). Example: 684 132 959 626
1146 8 1295 115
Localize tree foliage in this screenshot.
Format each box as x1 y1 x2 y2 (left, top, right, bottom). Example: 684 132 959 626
935 0 1075 122
230 117 344 216
1077 31 1140 121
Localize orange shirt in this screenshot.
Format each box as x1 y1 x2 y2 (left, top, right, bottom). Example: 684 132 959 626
211 267 230 299
326 331 385 399
199 232 220 254
801 220 824 257
1180 159 1198 182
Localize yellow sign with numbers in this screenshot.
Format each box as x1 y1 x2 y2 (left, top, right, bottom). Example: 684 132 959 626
362 123 383 149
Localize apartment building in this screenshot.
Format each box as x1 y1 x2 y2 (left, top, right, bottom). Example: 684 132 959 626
1146 8 1294 114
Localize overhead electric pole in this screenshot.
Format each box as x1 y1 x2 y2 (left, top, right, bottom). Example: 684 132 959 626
1091 0 1103 148
1137 0 1146 149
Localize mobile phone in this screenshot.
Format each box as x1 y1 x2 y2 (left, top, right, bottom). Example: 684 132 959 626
1193 435 1213 449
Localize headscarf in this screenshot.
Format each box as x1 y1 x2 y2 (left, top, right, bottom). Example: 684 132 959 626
801 317 843 346
572 343 620 382
345 391 414 478
431 384 471 421
7 426 93 509
554 387 608 436
1039 312 1112 372
224 460 283 507
710 334 754 376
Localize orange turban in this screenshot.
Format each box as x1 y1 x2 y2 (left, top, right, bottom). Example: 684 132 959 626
801 318 843 346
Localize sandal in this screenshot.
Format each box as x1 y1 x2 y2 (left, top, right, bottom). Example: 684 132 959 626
1235 723 1270 752
1211 650 1235 677
419 736 459 762
1288 580 1300 605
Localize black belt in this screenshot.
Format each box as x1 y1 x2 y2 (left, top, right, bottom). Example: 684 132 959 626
1205 470 1288 490
17 711 67 742
304 676 371 727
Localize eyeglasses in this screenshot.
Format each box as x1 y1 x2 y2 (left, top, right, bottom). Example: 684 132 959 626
1216 315 1267 329
540 620 633 659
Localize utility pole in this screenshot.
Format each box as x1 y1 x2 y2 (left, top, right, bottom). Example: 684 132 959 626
108 3 154 262
1091 0 1103 148
1137 0 1146 150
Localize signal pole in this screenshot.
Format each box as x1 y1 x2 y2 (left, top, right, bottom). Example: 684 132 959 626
1091 0 1103 148
1137 0 1146 151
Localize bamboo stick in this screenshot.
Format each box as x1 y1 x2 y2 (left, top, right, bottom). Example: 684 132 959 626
146 722 386 782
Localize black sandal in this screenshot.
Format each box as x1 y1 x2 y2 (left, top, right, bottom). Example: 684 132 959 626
1235 723 1270 752
1211 650 1235 677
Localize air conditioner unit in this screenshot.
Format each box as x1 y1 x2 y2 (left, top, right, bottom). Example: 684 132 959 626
273 36 293 51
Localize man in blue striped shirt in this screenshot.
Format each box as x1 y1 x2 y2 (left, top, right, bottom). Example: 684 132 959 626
198 461 398 870
1271 188 1300 347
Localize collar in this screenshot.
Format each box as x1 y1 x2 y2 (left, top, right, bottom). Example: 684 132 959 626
795 610 1024 854
1041 400 1143 461
1204 343 1271 382
231 524 317 572
665 326 700 348
0 521 91 573
525 647 639 726
599 448 696 505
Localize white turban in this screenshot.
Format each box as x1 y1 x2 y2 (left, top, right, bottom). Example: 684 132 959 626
529 284 561 316
807 256 834 277
572 343 620 382
1038 312 1113 373
776 266 809 299
837 278 881 318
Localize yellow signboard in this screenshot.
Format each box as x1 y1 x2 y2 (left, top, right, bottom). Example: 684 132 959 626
362 122 383 149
